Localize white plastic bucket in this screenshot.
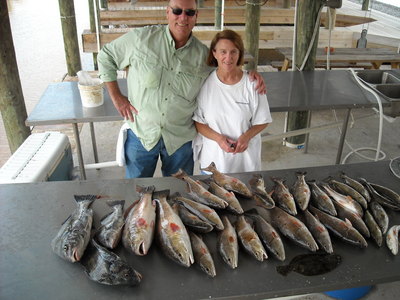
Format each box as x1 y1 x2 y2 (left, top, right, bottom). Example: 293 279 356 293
78 79 104 108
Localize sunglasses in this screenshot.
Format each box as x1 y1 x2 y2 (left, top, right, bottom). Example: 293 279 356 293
169 7 197 17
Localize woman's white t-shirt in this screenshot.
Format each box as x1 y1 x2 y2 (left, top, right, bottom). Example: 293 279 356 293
193 70 272 173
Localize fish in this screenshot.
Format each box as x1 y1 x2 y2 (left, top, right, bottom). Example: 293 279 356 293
172 203 214 233
303 209 333 254
122 185 156 256
248 174 275 209
201 162 253 198
308 180 337 216
269 206 318 252
364 210 383 247
154 190 194 267
360 178 400 211
217 215 239 269
386 225 400 255
369 182 400 207
95 200 125 249
369 201 389 234
189 231 216 277
309 206 367 248
236 215 268 262
207 180 244 214
321 183 363 217
170 193 224 231
271 177 297 215
332 200 370 238
276 253 341 276
172 169 228 209
291 172 311 211
80 239 142 286
245 209 285 261
340 172 371 202
51 194 96 263
328 177 368 210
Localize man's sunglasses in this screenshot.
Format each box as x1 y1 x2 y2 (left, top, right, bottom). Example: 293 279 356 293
169 7 197 17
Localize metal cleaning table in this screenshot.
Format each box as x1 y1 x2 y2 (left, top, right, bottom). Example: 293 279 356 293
25 70 393 179
1 161 400 300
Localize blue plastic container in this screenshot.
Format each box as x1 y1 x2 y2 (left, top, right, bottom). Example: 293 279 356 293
324 286 372 300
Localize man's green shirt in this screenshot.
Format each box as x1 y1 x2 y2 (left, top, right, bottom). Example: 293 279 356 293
98 25 212 155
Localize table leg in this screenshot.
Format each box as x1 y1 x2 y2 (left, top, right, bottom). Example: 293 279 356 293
335 108 351 165
281 59 290 71
72 123 87 180
89 122 99 164
304 111 312 154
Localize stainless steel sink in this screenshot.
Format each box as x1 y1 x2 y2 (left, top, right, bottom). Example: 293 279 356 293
356 70 400 85
355 70 400 117
376 84 400 101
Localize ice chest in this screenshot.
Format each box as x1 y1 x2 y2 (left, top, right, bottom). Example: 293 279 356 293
0 132 73 183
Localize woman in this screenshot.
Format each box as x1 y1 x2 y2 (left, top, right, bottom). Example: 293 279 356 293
193 29 272 174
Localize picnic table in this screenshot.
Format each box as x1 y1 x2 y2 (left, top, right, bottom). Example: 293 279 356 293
276 47 400 71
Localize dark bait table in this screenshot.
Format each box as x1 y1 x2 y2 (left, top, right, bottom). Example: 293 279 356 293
25 70 396 180
1 160 400 300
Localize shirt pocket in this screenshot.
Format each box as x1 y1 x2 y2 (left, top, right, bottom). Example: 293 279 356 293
172 65 207 102
134 57 162 89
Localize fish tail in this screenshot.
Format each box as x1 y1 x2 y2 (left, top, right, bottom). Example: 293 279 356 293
136 185 155 195
201 162 216 172
171 169 186 179
106 199 125 208
74 194 97 206
153 189 170 200
276 265 292 276
295 171 307 176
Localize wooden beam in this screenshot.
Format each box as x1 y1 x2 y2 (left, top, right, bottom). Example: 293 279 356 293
99 7 375 27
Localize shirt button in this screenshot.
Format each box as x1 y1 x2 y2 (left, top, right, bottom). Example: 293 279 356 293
171 67 173 71
165 98 167 101
162 113 165 116
168 83 170 86
161 126 164 129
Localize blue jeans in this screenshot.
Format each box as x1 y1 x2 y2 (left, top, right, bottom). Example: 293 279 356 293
124 129 194 178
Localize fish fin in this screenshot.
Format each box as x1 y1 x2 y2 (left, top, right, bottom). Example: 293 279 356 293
106 199 125 208
136 185 155 195
60 215 72 225
171 169 186 179
344 218 353 227
99 211 113 223
201 161 216 172
74 194 97 204
276 265 292 276
153 189 170 200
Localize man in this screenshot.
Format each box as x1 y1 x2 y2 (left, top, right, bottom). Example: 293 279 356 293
98 0 265 178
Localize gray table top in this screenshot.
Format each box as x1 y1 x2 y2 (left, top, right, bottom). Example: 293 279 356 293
1 161 400 299
26 70 392 126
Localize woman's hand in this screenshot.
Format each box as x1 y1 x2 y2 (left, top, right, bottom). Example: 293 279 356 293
217 135 237 153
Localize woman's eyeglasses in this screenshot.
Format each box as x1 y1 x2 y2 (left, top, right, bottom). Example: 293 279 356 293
169 7 197 17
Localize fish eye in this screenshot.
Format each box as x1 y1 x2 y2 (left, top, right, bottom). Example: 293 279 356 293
63 244 69 251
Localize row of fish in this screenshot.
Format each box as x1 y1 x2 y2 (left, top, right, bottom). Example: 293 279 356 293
51 161 400 284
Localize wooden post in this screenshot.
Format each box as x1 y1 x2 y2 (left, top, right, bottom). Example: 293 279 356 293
88 0 99 69
0 0 31 153
285 0 322 147
59 0 82 76
244 0 261 71
215 0 222 30
362 0 370 11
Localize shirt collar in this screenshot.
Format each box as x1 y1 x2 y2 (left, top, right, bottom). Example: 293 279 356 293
165 25 193 50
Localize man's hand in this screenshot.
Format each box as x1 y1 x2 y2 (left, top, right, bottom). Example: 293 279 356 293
105 81 138 122
113 94 138 122
248 70 266 95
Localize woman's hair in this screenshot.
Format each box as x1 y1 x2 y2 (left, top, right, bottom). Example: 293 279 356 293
206 29 245 67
